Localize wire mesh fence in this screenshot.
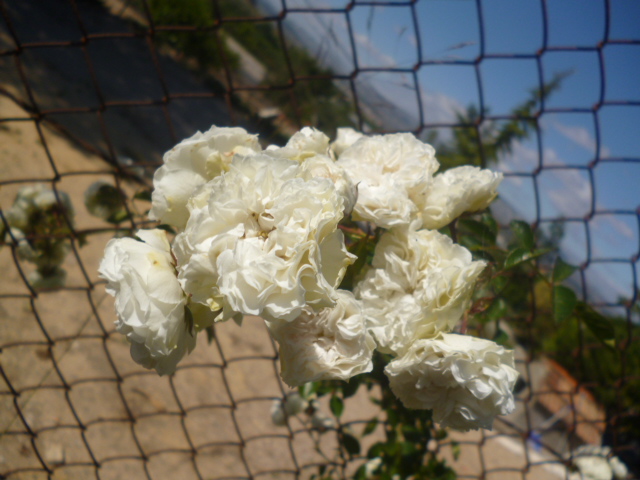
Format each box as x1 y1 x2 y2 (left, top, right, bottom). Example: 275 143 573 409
0 0 638 479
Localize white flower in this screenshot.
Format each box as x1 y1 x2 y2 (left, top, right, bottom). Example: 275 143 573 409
8 228 37 262
174 154 355 323
98 229 195 375
6 185 75 232
270 401 287 426
419 166 503 230
569 445 628 480
298 155 358 215
330 127 364 158
9 226 70 272
270 392 308 426
149 126 261 230
355 225 486 355
336 133 439 228
266 127 330 161
364 457 383 478
385 334 519 431
266 290 375 387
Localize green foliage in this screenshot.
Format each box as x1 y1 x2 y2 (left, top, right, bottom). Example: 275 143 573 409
553 285 577 324
145 0 239 71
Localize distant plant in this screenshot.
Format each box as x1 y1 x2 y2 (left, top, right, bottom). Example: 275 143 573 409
144 0 239 71
2 185 75 289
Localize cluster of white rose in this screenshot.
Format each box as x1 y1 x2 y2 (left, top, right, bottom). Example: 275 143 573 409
98 124 518 431
568 445 629 480
4 185 74 289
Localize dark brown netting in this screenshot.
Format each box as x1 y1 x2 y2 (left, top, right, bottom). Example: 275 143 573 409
1 0 638 479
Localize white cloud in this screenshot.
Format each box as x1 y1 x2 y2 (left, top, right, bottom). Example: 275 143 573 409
602 215 635 240
353 32 397 67
545 117 611 158
419 90 464 125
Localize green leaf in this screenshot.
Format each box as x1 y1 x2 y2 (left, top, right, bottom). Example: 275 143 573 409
363 419 378 436
491 275 508 292
353 465 367 480
510 220 534 250
386 408 399 426
299 382 317 399
401 424 423 443
486 297 507 323
106 209 131 224
553 257 577 283
458 219 496 246
400 441 418 455
330 395 344 418
493 327 510 346
504 247 551 269
342 433 360 456
342 378 360 399
156 224 176 235
134 189 152 202
575 303 615 345
482 212 498 238
554 285 577 323
367 442 384 459
451 441 461 461
205 325 215 344
184 305 195 335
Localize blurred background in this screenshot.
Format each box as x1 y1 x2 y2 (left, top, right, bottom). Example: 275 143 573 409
0 1 638 479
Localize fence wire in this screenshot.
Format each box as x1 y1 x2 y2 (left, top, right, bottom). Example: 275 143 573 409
0 0 639 479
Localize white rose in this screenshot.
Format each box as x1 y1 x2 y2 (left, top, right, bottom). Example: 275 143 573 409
298 154 358 215
9 226 70 272
270 392 308 426
266 290 375 387
174 154 355 323
364 457 383 478
330 127 364 158
34 189 74 216
419 166 503 229
385 334 519 431
8 228 37 262
98 229 195 375
336 133 439 228
266 127 330 162
569 445 628 480
355 225 485 355
6 185 75 231
149 125 261 230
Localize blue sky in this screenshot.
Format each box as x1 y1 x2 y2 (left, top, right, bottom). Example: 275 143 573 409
256 0 640 304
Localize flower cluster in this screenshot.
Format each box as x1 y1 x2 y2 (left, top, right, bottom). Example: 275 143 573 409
568 445 629 480
99 125 517 431
3 185 74 289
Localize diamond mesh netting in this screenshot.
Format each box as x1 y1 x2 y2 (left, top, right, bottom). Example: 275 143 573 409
0 0 638 479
